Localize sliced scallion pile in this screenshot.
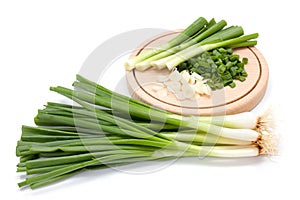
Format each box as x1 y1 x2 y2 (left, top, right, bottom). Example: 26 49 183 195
176 47 249 89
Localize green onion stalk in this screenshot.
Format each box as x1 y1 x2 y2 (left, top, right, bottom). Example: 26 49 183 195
16 75 278 189
135 20 233 70
46 74 277 147
125 17 258 71
160 33 258 70
125 17 208 69
54 75 270 141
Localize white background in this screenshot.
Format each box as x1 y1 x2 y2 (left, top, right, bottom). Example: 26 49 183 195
1 0 299 199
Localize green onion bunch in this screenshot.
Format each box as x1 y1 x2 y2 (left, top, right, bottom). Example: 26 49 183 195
16 75 277 189
125 17 258 72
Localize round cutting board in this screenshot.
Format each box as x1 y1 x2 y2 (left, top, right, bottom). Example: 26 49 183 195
126 31 268 116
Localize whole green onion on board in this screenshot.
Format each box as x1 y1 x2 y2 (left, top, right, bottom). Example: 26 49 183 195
125 16 208 69
16 75 278 189
125 17 258 71
154 33 258 70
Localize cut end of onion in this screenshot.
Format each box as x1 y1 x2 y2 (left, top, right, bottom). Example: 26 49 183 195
165 62 177 71
255 109 279 155
152 60 167 69
135 62 152 71
125 59 135 70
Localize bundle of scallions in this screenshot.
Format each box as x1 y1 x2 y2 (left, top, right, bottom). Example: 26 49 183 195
16 75 278 189
125 17 258 71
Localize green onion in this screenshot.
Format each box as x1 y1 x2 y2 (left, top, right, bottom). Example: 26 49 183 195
158 33 258 70
135 20 229 70
126 17 258 73
16 75 277 189
125 17 208 69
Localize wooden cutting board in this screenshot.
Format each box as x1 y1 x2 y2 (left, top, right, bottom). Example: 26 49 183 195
126 31 268 116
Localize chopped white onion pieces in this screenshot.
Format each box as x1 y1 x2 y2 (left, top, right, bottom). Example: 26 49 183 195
182 84 195 98
180 70 190 83
164 81 181 92
153 69 211 100
168 70 182 81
